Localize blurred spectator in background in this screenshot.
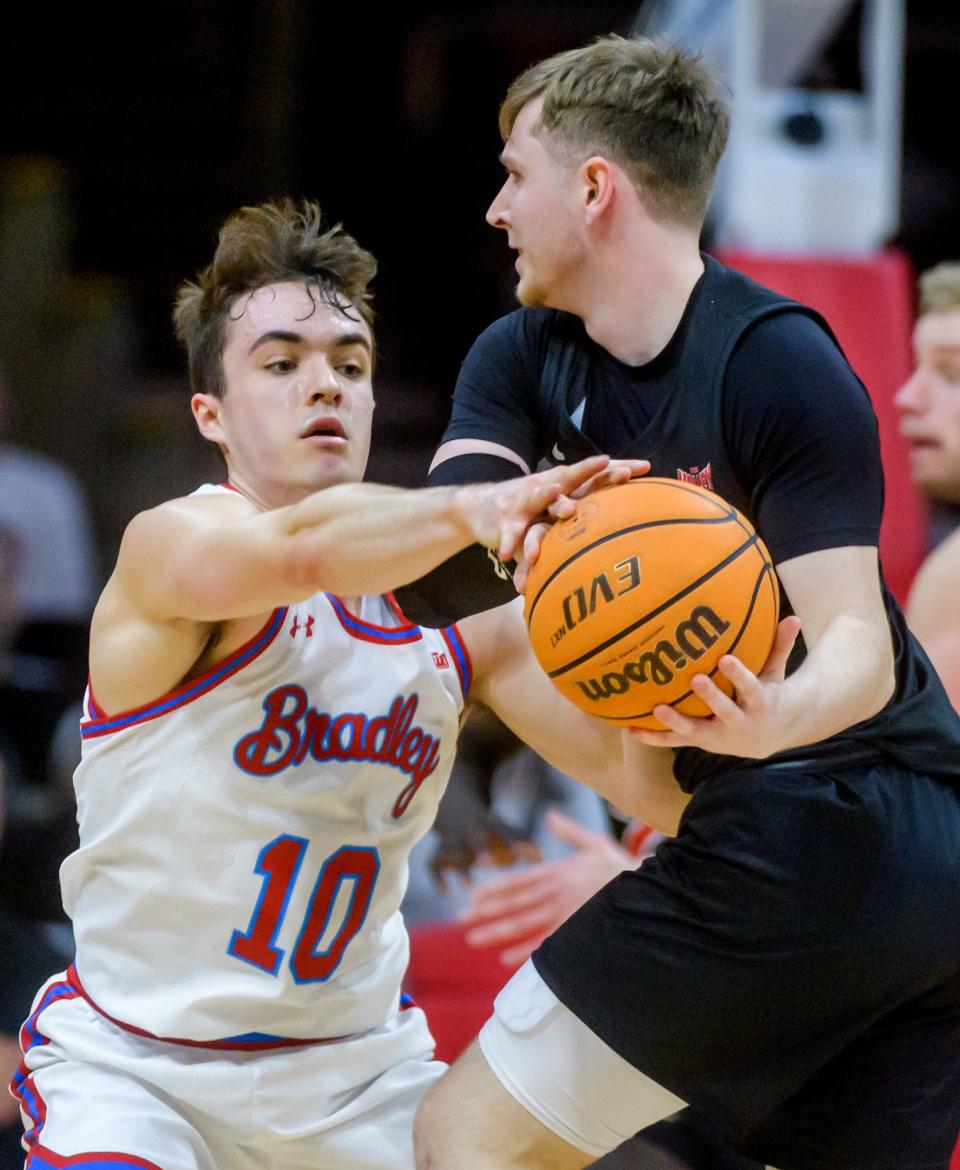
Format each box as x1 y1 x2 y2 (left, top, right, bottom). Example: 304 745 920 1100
0 368 96 772
897 261 960 706
0 368 93 924
402 705 612 927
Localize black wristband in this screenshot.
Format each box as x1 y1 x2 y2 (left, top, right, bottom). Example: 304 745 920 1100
392 451 524 627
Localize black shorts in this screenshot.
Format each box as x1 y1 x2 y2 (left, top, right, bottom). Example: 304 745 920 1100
533 763 960 1170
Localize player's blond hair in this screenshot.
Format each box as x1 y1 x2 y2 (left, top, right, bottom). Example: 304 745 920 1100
173 199 377 396
918 262 960 316
499 35 728 229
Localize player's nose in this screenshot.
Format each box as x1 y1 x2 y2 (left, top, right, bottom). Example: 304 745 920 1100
306 360 342 405
486 183 511 229
894 367 929 416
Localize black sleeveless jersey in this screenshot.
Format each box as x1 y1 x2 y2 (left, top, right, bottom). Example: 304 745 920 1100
443 255 960 789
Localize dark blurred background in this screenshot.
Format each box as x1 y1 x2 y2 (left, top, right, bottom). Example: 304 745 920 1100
0 0 955 540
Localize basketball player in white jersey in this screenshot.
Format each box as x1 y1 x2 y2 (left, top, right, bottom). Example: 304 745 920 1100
10 199 676 1170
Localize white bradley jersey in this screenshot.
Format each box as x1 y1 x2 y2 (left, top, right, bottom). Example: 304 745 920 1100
61 486 471 1048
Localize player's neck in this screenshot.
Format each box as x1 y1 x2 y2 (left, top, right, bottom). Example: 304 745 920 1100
578 229 704 367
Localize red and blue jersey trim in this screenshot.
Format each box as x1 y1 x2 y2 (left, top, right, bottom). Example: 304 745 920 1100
11 973 82 1155
83 681 106 721
26 1150 164 1170
65 964 350 1051
326 594 422 645
80 608 287 739
440 624 472 700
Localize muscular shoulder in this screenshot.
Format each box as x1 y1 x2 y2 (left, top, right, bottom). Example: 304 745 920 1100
124 489 255 546
725 310 874 437
447 309 578 463
731 310 856 384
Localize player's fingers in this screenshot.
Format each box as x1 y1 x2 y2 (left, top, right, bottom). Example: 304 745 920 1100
548 495 578 520
513 559 530 595
543 808 608 850
715 655 762 703
498 937 546 968
553 455 610 495
465 904 555 945
569 459 650 498
497 518 531 563
467 861 552 896
762 615 802 679
463 879 552 921
523 522 550 567
689 672 742 720
614 458 650 477
629 702 717 746
626 725 687 749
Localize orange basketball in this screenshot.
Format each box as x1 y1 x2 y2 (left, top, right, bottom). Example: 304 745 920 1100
523 478 780 729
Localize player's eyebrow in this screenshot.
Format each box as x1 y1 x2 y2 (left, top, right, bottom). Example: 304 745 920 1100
246 330 371 356
248 330 304 355
329 332 372 353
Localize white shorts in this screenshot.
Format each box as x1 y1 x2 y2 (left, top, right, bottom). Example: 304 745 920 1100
12 970 445 1170
478 959 687 1158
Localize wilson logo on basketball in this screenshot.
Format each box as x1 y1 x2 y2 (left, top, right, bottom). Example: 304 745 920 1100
551 555 641 649
574 605 731 701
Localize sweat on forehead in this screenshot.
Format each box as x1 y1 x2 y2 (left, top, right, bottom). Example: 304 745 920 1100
228 280 361 327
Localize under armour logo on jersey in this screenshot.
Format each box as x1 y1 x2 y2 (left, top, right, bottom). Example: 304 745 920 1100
432 651 450 670
289 615 315 637
676 463 713 491
551 442 565 462
487 548 510 581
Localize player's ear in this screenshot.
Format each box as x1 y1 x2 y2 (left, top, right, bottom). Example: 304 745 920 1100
192 392 226 447
582 157 616 223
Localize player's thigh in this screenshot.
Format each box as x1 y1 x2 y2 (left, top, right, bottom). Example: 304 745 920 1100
15 1057 222 1170
287 1045 445 1170
414 1041 593 1170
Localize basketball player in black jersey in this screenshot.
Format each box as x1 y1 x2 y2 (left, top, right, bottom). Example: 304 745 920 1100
407 35 960 1170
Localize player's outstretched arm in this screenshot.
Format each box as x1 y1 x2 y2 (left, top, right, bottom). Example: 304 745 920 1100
460 598 689 833
114 456 613 626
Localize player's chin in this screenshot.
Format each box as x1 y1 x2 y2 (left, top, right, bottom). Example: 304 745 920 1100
304 457 361 492
515 279 547 309
914 462 955 501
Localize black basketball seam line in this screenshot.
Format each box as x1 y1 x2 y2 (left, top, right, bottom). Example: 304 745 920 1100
626 477 735 513
526 478 734 622
596 560 777 721
547 531 762 678
526 513 737 626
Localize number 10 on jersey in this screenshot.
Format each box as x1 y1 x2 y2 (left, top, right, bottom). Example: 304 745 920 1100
228 835 380 982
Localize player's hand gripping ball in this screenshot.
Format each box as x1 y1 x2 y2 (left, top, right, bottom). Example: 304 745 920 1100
523 478 780 729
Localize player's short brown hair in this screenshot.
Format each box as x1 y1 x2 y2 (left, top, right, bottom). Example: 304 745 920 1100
918 262 960 316
499 34 728 228
173 199 377 396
